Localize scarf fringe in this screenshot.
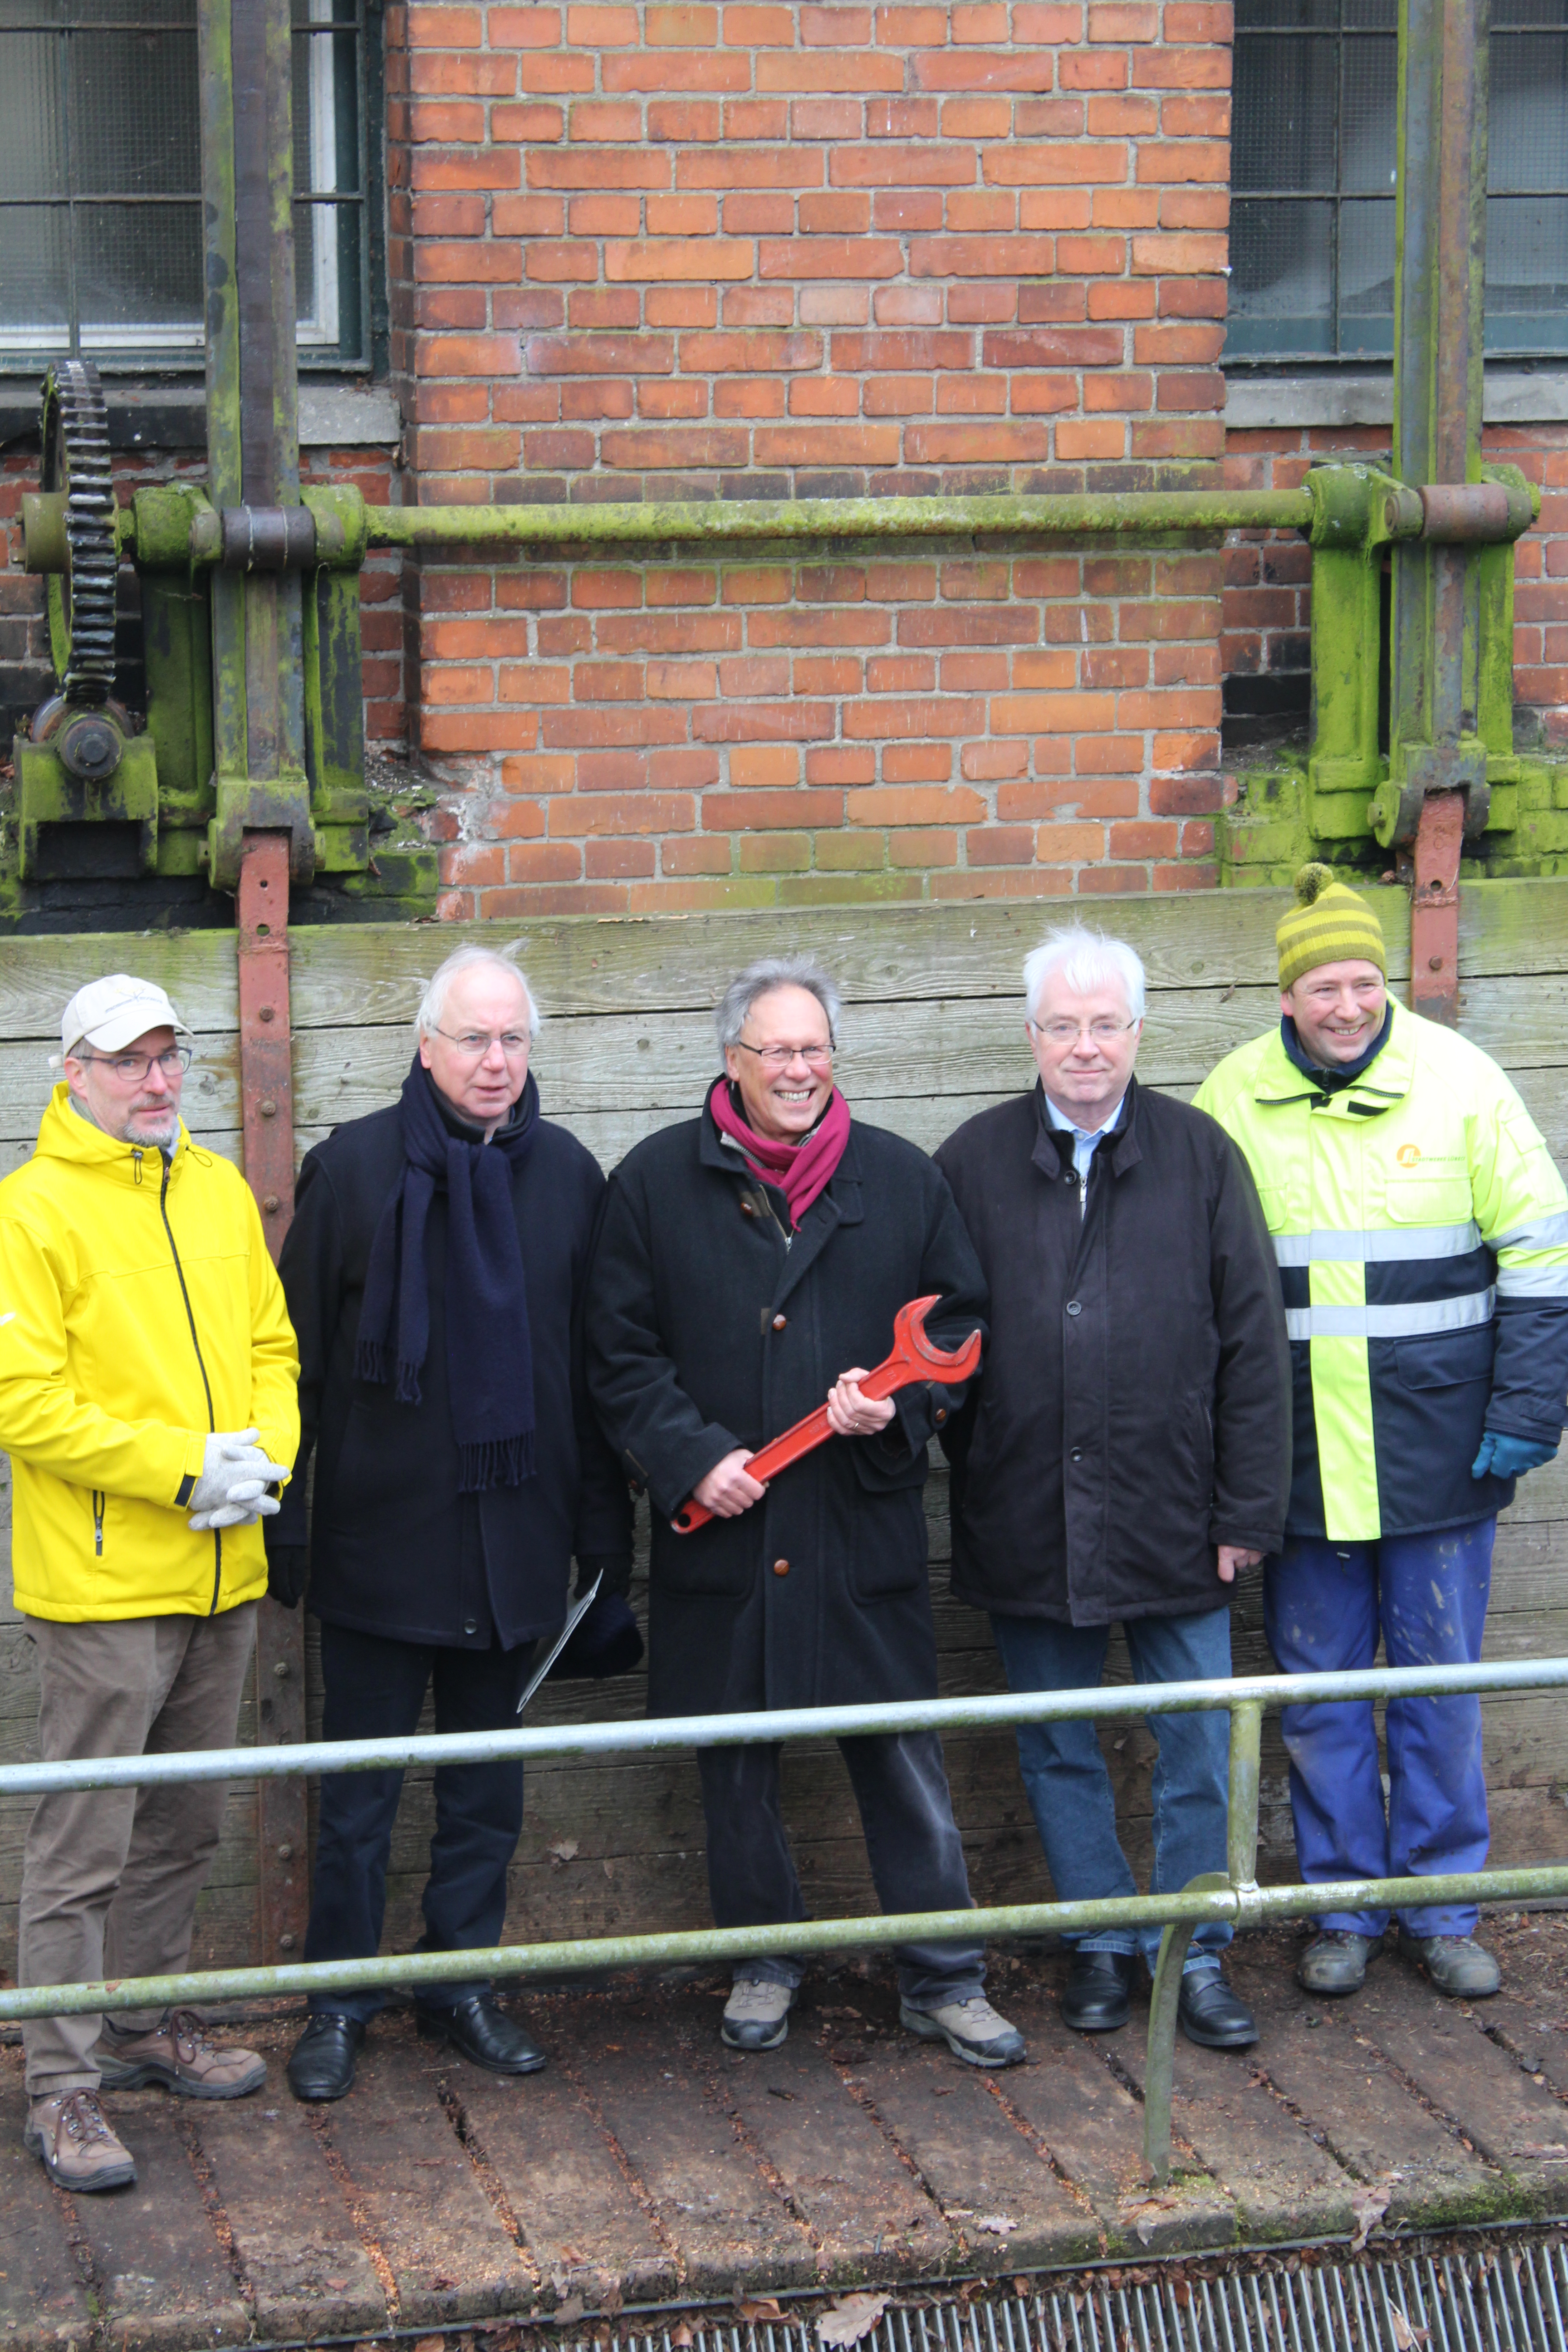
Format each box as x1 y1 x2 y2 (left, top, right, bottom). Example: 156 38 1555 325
459 1431 535 1493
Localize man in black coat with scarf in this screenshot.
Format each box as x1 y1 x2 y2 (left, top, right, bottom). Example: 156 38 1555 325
266 945 633 2102
586 952 1024 2069
936 925 1289 2052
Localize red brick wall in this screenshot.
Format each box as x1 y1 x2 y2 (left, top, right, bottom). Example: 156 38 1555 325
1224 423 1568 755
385 0 1237 911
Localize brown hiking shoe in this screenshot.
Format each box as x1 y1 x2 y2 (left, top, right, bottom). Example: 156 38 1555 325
96 2008 266 2099
24 2090 136 2192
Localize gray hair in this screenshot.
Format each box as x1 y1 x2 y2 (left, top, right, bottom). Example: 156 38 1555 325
1023 926 1147 1025
714 954 842 1059
415 943 541 1044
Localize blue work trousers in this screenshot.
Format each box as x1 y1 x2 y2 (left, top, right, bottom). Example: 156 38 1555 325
1263 1518 1495 1938
990 1604 1235 1971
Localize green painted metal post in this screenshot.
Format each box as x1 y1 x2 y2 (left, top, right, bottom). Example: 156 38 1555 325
1142 1700 1264 2185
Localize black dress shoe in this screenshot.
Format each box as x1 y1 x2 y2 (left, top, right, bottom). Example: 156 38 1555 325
416 1992 545 2075
287 2012 365 2102
1062 1949 1137 2032
1177 1967 1258 2050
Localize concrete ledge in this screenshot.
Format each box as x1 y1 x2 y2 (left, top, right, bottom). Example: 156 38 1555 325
1226 370 1568 431
0 377 400 451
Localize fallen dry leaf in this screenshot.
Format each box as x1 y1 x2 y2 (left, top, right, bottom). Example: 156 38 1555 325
1389 2314 1430 2349
671 2324 695 2348
737 2299 786 2322
1513 2142 1568 2158
1350 2184 1391 2253
975 2215 1016 2236
547 1839 579 1865
554 2292 585 2326
818 2292 891 2347
414 2339 446 2352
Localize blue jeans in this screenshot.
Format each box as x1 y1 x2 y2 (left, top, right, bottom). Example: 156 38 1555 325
990 1605 1234 1971
1264 1519 1494 1938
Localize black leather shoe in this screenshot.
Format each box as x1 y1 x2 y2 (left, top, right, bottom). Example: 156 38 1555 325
1062 1950 1137 2032
1178 1967 1258 2050
416 1992 546 2075
286 2012 365 2102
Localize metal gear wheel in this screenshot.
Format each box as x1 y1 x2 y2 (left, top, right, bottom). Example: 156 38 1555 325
41 358 118 706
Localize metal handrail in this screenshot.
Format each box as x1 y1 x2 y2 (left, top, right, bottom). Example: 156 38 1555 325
5 1657 1565 2187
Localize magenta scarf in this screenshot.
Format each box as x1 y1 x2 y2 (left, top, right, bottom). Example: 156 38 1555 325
708 1077 851 1229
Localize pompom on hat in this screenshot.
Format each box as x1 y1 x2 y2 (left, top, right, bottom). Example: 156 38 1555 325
1276 862 1388 992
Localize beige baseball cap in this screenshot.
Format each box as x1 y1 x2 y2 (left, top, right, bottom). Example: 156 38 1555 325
59 974 192 1062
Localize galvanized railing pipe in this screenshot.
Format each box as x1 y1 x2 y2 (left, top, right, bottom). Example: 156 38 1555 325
7 1657 1564 2190
361 489 1316 550
3 1656 1560 1800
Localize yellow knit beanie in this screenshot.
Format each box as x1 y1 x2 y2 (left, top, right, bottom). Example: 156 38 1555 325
1276 863 1387 991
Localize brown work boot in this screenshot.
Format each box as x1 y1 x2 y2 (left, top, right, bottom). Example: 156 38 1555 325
24 2090 137 2192
96 2008 266 2099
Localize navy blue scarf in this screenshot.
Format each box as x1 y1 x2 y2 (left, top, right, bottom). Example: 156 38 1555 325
356 1057 539 1491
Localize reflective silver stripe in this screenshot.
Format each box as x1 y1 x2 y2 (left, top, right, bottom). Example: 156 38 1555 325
1284 1289 1496 1342
1495 1264 1568 1298
1494 1210 1568 1255
1272 1222 1480 1267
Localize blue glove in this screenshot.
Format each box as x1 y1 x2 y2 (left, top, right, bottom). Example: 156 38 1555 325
1471 1429 1559 1481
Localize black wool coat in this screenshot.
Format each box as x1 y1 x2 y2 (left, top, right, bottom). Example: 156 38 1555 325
584 1103 989 1716
270 1086 632 1651
935 1078 1290 1627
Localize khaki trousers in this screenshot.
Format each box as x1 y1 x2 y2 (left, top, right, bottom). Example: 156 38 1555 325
18 1603 258 2097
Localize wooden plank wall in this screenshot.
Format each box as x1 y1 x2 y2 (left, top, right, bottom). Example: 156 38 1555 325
2 886 1566 1983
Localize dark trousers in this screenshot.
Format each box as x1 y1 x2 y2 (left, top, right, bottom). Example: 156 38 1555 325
697 1731 985 2009
304 1622 533 2020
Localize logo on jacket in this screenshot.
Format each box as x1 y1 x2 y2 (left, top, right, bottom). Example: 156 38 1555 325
1396 1144 1422 1167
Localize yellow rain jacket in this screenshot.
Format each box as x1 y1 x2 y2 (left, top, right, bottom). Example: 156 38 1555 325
1194 1002 1568 1543
0 1087 299 1621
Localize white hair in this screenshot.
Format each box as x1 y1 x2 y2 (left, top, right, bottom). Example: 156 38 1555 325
714 955 841 1059
1023 926 1147 1025
415 944 541 1043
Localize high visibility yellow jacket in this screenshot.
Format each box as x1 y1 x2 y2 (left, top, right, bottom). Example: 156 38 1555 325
1193 1004 1568 1543
0 1088 299 1622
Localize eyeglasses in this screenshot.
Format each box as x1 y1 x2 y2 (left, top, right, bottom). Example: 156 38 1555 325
74 1044 193 1084
734 1041 834 1072
433 1028 532 1060
1028 1018 1139 1046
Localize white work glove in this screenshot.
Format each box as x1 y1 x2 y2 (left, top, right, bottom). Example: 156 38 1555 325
186 1430 291 1532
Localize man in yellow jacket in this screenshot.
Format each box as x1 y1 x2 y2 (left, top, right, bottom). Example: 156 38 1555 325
1196 871 1568 2001
0 974 299 2193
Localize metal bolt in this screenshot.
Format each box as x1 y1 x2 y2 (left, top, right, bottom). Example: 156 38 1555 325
279 1933 297 1952
274 1659 289 1679
259 1004 275 1023
263 1194 279 1214
1429 955 1444 970
260 1099 277 1118
277 1843 293 1861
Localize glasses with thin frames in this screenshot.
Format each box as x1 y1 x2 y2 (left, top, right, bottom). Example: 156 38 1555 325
1028 1017 1139 1046
734 1040 835 1072
75 1044 194 1084
434 1028 532 1061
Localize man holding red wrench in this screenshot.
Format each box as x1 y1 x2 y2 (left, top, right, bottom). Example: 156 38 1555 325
587 953 1023 2068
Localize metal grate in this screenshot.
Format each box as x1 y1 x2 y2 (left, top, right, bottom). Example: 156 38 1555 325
575 2245 1568 2352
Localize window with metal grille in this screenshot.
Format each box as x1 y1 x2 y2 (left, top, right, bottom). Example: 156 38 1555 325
1228 0 1568 362
0 0 376 372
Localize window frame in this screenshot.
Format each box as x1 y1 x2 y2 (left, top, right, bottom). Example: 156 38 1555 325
1225 1 1568 370
0 0 385 379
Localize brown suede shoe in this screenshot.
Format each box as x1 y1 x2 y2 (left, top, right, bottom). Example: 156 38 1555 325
96 2008 266 2100
24 2090 136 2192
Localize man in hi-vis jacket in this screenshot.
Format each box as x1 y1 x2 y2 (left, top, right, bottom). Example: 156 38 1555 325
1196 867 1568 2000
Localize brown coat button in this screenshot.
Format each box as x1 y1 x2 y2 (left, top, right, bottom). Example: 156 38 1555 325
934 1406 947 1424
741 1200 756 1216
771 1313 787 1331
772 1558 790 1576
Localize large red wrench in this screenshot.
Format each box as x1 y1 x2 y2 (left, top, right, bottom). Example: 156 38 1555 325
672 1294 981 1534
